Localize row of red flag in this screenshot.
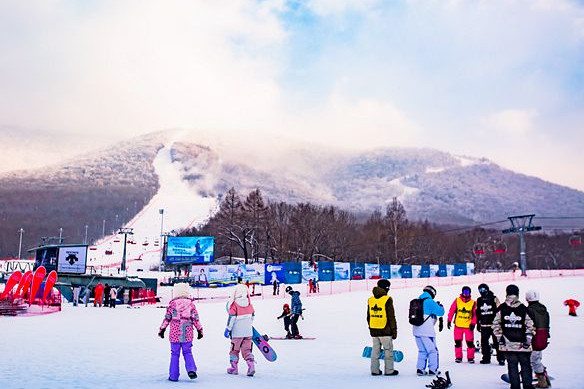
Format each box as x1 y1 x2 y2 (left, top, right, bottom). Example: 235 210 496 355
0 266 58 305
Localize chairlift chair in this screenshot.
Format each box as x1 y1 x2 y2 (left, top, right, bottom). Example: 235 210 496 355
569 235 582 245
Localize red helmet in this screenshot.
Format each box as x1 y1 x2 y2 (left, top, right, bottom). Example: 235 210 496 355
283 303 290 309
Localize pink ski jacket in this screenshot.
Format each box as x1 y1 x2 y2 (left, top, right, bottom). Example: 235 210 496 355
160 296 203 343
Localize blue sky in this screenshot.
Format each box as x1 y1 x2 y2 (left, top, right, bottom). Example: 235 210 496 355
1 0 583 191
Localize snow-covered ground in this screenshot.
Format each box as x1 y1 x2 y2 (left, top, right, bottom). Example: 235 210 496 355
2 276 582 389
88 133 217 271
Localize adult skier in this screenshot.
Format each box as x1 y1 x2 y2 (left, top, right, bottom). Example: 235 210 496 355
447 286 477 363
476 283 504 365
493 284 535 389
224 284 256 376
286 286 303 339
412 285 444 376
526 290 551 388
158 283 203 381
366 279 399 376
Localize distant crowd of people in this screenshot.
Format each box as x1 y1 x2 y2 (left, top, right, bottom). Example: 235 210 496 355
71 282 118 308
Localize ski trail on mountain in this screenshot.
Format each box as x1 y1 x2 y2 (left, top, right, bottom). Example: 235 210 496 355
90 133 217 269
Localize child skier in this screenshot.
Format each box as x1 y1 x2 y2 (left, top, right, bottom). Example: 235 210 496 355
563 299 580 316
447 286 477 363
277 303 292 338
367 279 399 376
526 290 551 388
158 283 203 382
412 285 444 376
224 284 256 376
286 286 303 339
493 284 535 389
476 283 504 365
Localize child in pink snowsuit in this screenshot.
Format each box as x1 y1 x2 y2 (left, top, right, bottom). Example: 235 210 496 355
447 286 477 363
224 283 256 376
159 283 203 382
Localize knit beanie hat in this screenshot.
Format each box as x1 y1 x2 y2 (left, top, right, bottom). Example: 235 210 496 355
173 283 191 298
525 290 539 302
377 279 391 291
506 284 519 296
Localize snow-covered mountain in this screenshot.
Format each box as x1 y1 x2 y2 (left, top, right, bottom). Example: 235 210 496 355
2 129 584 258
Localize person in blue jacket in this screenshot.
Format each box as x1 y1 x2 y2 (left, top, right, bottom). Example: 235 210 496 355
286 286 303 339
412 285 445 376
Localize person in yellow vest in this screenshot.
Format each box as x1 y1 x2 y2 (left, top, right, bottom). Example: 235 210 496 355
447 286 477 363
367 279 399 376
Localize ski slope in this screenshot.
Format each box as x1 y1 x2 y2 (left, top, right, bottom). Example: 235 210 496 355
88 134 217 271
2 276 583 389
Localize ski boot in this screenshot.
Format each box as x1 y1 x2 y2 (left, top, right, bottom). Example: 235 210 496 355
246 360 255 377
188 371 197 379
294 334 303 339
417 369 427 376
227 361 238 375
286 331 293 339
455 358 462 363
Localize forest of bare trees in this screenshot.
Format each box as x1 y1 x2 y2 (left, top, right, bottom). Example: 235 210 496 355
183 188 584 270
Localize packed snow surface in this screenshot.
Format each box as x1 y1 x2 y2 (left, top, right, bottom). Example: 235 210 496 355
2 276 583 389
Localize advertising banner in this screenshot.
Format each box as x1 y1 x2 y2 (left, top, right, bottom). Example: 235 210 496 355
334 262 350 281
420 264 431 278
400 264 413 278
301 261 318 283
191 265 210 286
466 262 475 275
365 264 380 279
350 263 365 280
166 236 214 264
380 264 391 279
57 246 88 274
265 263 286 285
390 265 402 279
438 264 447 277
446 264 455 276
284 262 302 284
430 264 440 277
318 262 334 281
245 264 265 284
454 263 468 276
412 265 422 278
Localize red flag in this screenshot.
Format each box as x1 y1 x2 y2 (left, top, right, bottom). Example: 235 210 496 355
0 270 23 300
29 266 47 305
14 271 33 298
42 270 58 305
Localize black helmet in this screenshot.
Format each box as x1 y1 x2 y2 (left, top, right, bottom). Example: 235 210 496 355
478 283 489 295
285 286 293 294
377 279 391 291
423 285 437 299
506 284 519 296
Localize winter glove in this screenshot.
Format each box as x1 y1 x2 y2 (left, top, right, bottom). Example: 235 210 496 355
447 321 452 330
476 324 482 333
223 328 231 338
158 328 166 339
197 329 204 340
438 317 444 332
392 331 397 340
521 341 530 350
469 324 476 331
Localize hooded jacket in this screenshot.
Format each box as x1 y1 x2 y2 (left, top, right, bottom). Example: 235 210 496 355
226 284 255 338
476 291 500 326
493 295 534 352
367 286 397 338
160 296 203 343
290 291 303 315
412 291 445 338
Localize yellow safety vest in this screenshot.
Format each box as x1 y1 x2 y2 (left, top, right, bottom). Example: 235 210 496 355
455 297 475 328
368 295 390 329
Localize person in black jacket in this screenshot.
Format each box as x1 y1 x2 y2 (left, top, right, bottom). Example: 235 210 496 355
367 279 398 376
526 290 551 388
476 283 504 365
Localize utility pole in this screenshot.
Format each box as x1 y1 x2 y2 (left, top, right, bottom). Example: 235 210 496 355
84 224 89 245
159 209 165 271
102 219 106 237
18 228 24 259
114 214 119 233
118 227 134 272
502 214 542 276
58 227 63 244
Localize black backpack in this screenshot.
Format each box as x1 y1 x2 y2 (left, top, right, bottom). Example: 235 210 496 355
409 297 429 326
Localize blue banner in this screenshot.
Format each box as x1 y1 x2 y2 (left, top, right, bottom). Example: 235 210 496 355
350 263 365 280
318 262 334 281
265 263 287 285
380 264 391 279
284 262 302 284
166 236 214 264
420 264 431 278
438 264 447 277
400 265 413 278
453 263 468 276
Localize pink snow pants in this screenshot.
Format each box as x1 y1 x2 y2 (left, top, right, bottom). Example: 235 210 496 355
454 326 475 361
230 337 254 363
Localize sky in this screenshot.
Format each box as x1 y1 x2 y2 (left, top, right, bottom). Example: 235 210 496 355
1 0 583 191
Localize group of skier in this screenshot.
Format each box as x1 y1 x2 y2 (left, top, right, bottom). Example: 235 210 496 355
366 279 552 389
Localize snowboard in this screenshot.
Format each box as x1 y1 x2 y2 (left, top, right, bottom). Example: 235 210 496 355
501 373 554 384
362 346 404 363
252 327 277 362
269 336 316 340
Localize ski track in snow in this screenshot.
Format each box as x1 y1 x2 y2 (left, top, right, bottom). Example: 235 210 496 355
2 277 583 389
89 136 216 270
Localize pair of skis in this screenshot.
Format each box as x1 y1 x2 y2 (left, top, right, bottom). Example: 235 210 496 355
0 266 58 305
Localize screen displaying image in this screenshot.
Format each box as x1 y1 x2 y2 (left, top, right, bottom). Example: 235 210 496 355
166 236 214 264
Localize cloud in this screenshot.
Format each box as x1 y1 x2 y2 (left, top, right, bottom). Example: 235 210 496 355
484 109 538 135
